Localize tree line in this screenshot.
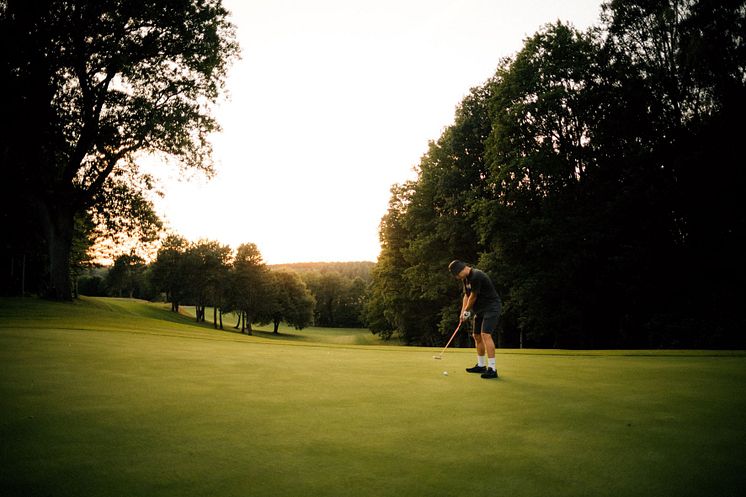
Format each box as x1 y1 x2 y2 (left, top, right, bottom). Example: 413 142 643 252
365 0 745 349
78 237 373 331
4 0 743 349
272 262 374 327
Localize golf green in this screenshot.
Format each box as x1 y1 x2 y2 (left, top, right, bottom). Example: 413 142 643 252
1 297 744 496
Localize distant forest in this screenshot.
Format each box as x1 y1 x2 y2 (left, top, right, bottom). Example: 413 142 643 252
77 242 373 331
271 262 374 280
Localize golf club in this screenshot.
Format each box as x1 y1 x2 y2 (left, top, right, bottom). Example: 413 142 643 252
433 321 462 360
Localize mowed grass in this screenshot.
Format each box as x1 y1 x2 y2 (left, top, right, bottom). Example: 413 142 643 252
1 297 745 497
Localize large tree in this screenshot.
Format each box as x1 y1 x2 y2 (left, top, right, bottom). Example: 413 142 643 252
599 0 746 345
480 23 607 347
230 243 272 335
105 251 146 299
183 239 232 323
267 270 315 333
1 0 239 299
366 83 495 346
149 234 189 312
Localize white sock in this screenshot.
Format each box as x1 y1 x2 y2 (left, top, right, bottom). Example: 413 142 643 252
477 355 486 367
488 358 496 370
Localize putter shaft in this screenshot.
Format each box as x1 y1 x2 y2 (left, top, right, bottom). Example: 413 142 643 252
434 321 462 359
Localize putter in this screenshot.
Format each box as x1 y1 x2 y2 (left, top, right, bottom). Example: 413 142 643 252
433 321 462 360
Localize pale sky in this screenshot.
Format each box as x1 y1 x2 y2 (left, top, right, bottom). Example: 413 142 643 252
151 0 604 264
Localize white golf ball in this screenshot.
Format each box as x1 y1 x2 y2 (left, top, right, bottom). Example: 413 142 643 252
443 371 448 376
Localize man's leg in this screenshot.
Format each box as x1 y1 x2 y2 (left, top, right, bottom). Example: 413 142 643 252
480 331 498 378
474 332 485 356
480 313 499 379
481 332 496 360
473 316 487 366
466 333 487 373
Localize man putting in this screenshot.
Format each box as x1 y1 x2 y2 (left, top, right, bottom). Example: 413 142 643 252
448 260 501 379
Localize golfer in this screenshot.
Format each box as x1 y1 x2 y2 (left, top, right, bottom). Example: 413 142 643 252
448 260 501 379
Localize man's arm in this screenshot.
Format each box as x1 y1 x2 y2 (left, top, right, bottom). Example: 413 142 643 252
461 292 478 321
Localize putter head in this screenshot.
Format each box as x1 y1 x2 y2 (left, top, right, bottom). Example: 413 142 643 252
433 355 442 360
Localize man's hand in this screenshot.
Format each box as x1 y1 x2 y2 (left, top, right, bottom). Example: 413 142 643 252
460 310 472 322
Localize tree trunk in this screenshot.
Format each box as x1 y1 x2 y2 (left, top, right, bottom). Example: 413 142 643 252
244 312 253 335
273 318 280 334
38 199 75 301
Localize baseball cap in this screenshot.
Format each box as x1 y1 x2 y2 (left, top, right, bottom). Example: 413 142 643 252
448 260 466 276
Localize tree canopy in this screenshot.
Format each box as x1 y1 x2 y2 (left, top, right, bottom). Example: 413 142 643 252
367 0 746 348
1 0 239 299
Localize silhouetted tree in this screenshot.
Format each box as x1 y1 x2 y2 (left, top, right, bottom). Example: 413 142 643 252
1 0 239 299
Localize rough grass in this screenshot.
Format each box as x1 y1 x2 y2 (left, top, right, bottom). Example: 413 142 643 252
1 297 745 497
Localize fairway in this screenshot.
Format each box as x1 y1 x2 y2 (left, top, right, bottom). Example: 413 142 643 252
1 298 745 497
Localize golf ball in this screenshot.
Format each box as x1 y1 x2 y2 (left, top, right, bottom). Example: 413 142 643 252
443 371 448 376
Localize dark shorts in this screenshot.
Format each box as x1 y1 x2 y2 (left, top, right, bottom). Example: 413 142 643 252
473 308 501 336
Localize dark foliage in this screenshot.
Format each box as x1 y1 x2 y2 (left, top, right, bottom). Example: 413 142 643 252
369 0 746 348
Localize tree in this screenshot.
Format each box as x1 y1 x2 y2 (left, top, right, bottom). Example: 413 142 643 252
367 82 495 345
479 23 607 347
268 270 315 333
598 0 746 346
183 240 231 324
106 251 145 298
1 0 239 299
399 84 494 344
70 212 98 298
274 262 373 329
335 277 367 327
150 234 189 312
230 243 272 335
303 271 345 327
367 182 440 344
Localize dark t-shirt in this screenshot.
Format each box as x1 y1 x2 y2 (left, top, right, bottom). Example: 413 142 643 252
463 268 501 315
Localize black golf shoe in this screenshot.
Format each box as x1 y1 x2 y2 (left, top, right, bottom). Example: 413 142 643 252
480 368 498 379
466 364 487 374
